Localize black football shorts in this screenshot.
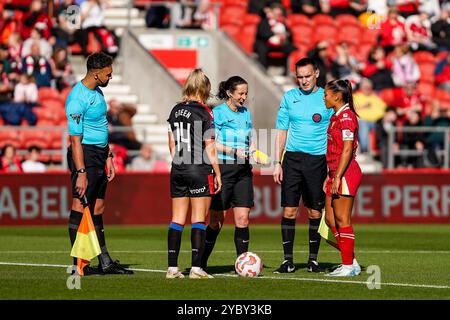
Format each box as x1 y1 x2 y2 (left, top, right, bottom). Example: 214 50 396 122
170 166 215 198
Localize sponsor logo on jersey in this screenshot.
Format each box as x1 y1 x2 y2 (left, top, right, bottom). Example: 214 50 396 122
189 186 207 194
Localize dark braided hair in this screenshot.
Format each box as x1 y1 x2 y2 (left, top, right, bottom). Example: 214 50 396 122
217 76 248 100
325 79 358 117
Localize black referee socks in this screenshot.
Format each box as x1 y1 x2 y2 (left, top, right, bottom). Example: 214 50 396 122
234 227 250 256
93 214 113 267
281 217 296 263
168 222 184 267
68 210 83 265
308 218 322 262
201 226 220 269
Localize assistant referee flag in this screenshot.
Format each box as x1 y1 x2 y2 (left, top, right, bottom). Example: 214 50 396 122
70 199 101 276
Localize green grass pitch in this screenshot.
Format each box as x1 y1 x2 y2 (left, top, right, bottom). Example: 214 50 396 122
0 225 449 300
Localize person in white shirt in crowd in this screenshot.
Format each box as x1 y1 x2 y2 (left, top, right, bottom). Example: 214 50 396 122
21 27 53 60
14 74 38 104
391 44 421 87
22 146 47 173
129 143 169 172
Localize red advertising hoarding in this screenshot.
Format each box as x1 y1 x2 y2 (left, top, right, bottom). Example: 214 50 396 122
0 172 449 225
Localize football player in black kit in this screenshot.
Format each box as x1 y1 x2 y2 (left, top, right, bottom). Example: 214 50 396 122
166 69 222 279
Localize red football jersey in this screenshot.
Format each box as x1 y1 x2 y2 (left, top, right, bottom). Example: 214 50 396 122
326 105 359 172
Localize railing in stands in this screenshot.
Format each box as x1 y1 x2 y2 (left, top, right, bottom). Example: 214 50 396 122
387 126 450 169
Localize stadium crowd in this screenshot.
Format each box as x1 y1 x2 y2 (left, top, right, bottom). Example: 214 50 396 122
1 0 450 172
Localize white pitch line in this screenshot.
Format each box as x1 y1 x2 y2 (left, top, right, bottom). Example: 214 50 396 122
1 250 450 254
0 261 449 290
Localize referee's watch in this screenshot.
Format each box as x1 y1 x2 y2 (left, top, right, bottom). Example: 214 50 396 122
76 168 86 174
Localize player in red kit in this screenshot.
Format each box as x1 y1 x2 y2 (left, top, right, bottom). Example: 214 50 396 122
323 79 362 277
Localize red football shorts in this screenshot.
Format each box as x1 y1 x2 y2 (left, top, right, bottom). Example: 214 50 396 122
326 161 362 197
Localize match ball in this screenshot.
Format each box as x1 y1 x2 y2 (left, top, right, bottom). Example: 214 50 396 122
235 252 263 277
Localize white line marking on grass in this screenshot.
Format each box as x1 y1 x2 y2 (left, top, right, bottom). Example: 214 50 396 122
1 250 450 254
1 261 449 290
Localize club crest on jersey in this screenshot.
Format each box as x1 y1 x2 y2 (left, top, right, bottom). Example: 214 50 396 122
312 113 322 123
70 113 81 124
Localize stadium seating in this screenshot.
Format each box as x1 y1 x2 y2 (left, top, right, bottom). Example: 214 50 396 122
335 14 360 27
287 14 311 27
311 14 335 27
337 25 362 46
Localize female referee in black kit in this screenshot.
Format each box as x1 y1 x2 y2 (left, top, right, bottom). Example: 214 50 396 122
201 76 261 270
166 69 222 279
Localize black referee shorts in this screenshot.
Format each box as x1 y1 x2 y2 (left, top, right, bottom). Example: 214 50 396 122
67 144 109 206
210 163 254 211
170 165 215 198
281 151 327 211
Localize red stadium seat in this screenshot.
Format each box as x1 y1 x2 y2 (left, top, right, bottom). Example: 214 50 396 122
33 107 58 123
50 154 63 164
337 25 362 46
0 130 21 149
220 6 246 26
40 98 65 111
244 13 261 26
221 23 240 40
38 87 60 100
287 14 311 27
312 24 337 44
379 88 396 106
417 82 435 97
289 49 308 73
361 28 380 45
61 87 72 103
418 61 436 81
20 130 52 149
413 51 436 64
435 89 450 109
281 0 291 10
224 0 248 7
311 14 335 27
291 24 314 47
335 14 360 27
236 24 257 54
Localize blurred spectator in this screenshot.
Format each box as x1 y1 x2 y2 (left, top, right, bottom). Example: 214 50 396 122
7 32 23 78
405 9 437 52
73 0 108 57
176 0 212 29
366 0 388 16
399 110 425 168
418 0 441 18
331 41 361 86
435 53 450 92
129 143 170 172
0 144 23 173
0 60 13 102
21 0 53 40
308 40 333 87
22 42 52 88
375 106 400 168
380 7 408 53
361 46 395 91
391 44 420 87
431 3 450 51
53 0 78 48
145 3 170 28
354 78 387 153
0 9 20 45
328 0 367 17
423 102 450 167
49 47 75 91
248 0 282 15
13 74 38 104
21 27 52 60
389 0 419 18
106 99 142 151
254 3 296 75
395 81 426 119
21 145 46 172
109 144 127 173
290 0 325 16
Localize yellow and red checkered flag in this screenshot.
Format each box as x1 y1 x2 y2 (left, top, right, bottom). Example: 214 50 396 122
70 196 101 276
